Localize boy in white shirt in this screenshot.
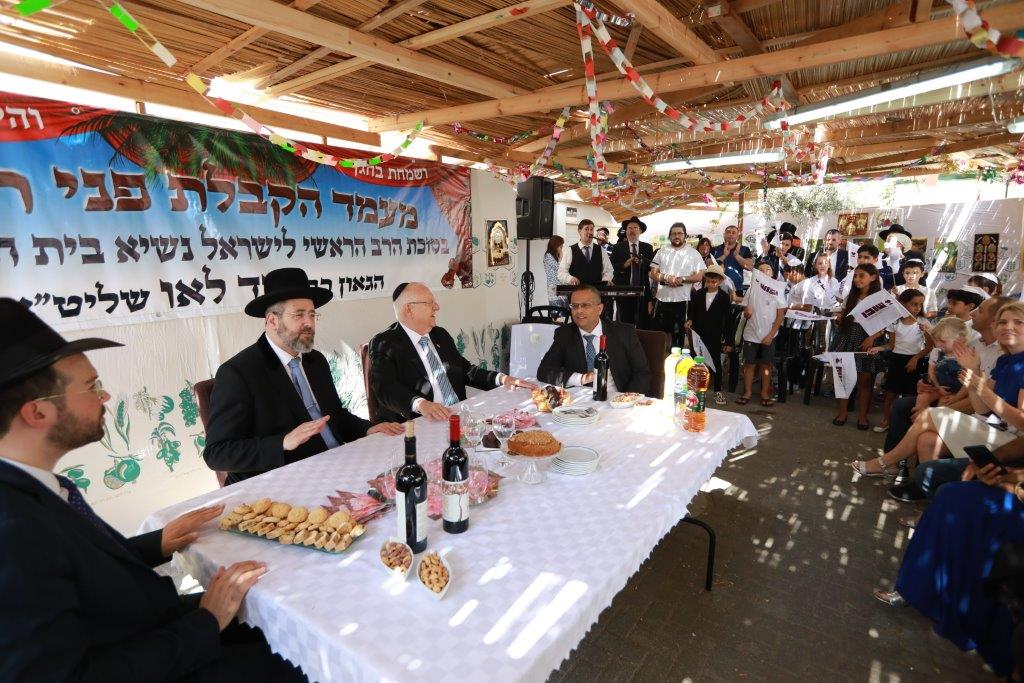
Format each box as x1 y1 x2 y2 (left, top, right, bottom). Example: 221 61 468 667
892 259 937 318
737 261 788 406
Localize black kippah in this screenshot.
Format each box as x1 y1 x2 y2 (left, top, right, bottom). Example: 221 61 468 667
392 282 409 302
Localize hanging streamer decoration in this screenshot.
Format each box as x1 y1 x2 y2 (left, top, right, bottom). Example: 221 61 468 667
576 4 607 198
575 0 636 28
945 0 1024 57
575 2 787 131
484 107 572 185
12 0 424 169
449 122 550 146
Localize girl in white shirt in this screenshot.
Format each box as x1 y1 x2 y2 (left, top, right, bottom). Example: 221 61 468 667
868 289 930 432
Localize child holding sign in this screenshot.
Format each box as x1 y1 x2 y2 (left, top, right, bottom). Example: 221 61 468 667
830 263 888 429
736 260 788 406
870 289 930 433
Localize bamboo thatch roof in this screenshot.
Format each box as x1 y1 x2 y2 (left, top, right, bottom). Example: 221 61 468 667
1 0 1022 216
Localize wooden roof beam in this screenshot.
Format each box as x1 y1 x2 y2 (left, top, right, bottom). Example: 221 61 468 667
709 0 799 103
265 0 571 97
800 0 913 48
834 133 1019 172
185 0 327 76
0 51 381 147
367 2 1024 131
259 0 428 89
172 0 526 99
614 0 719 64
912 0 935 22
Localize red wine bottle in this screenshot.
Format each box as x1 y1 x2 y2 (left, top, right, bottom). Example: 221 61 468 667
395 421 428 553
442 415 469 534
593 334 609 401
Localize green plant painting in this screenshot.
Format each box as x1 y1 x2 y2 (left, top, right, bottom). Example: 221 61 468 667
60 465 90 493
179 381 199 427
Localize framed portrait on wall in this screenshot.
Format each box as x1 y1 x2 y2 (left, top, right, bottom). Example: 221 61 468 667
972 233 999 273
934 241 958 274
486 220 511 268
837 212 870 237
911 237 929 256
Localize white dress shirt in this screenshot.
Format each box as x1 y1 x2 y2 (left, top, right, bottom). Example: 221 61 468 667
0 457 67 501
400 322 504 413
557 240 613 285
564 320 618 392
652 245 705 302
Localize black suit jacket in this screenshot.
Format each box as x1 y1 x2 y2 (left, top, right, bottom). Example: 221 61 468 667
687 288 733 347
804 249 849 278
204 334 370 485
369 323 499 423
610 240 656 294
0 461 221 682
537 320 652 394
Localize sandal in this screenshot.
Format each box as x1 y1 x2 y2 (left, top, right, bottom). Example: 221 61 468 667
850 456 895 478
735 396 751 405
832 417 847 426
761 398 775 407
857 422 870 431
872 590 906 608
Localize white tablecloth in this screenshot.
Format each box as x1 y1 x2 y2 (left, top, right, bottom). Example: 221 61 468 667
508 323 558 380
141 389 757 683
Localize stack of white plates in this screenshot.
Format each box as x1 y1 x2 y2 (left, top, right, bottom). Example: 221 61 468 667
550 447 600 476
551 405 599 426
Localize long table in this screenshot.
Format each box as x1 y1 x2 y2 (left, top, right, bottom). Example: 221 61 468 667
141 389 757 683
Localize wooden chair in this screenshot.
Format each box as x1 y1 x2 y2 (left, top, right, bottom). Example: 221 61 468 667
359 343 379 424
193 378 228 488
635 329 669 398
522 305 570 324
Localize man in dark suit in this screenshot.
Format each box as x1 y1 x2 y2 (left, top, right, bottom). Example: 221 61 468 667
804 228 849 279
0 299 304 682
610 216 656 326
537 285 651 394
204 268 402 485
369 282 535 423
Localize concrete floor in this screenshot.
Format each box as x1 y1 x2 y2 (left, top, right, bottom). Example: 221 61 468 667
549 395 992 682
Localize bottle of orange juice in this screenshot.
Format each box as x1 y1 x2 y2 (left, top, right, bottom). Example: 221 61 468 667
684 356 710 433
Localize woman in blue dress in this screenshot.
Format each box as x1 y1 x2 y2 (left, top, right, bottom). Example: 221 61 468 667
873 302 1024 676
543 236 567 309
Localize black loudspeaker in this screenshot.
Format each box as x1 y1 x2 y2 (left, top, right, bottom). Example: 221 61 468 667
515 176 554 239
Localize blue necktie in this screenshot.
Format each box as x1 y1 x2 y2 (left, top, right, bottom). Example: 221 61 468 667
584 245 591 262
419 336 460 406
56 475 111 536
287 357 340 449
584 334 597 371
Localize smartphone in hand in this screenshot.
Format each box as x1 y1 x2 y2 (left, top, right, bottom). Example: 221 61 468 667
963 445 1008 475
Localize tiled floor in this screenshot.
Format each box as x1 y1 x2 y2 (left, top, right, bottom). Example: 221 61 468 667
549 396 992 682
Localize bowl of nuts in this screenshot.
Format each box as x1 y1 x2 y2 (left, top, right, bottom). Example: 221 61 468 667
379 539 413 579
417 551 452 599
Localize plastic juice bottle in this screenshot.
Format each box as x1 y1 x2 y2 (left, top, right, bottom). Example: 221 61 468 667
663 347 682 406
684 356 710 433
674 349 695 425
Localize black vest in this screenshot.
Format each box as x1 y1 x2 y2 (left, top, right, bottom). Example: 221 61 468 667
569 243 605 285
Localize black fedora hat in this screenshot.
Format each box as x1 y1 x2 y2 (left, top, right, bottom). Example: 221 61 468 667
878 223 913 243
620 216 647 233
243 267 333 318
0 298 122 390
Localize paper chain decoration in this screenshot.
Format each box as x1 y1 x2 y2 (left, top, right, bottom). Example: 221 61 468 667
946 0 1024 57
575 0 636 28
576 3 608 196
575 2 787 132
13 0 424 169
484 107 572 185
449 122 549 146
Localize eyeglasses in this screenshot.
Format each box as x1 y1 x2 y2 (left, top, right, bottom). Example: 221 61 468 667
276 311 321 322
34 380 106 402
569 302 601 310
